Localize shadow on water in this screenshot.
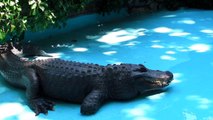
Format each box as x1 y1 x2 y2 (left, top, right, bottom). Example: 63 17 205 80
141 87 173 98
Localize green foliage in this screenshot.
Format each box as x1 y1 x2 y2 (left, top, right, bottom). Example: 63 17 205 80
0 0 125 42
47 0 92 28
0 0 26 41
27 0 56 31
0 0 57 42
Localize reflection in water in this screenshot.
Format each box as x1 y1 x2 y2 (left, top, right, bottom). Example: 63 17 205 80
97 28 147 45
188 44 211 53
162 14 177 18
52 44 74 48
166 51 176 55
0 103 24 120
186 95 212 109
147 93 165 100
200 29 213 34
178 19 196 25
122 104 154 120
103 51 117 55
172 73 183 84
153 27 173 33
124 41 141 46
189 36 200 41
183 111 197 120
169 32 190 37
97 30 137 44
72 47 88 52
0 103 46 120
151 44 165 49
153 27 191 37
160 55 176 61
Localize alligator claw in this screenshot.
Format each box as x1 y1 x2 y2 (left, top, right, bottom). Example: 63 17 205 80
30 98 55 116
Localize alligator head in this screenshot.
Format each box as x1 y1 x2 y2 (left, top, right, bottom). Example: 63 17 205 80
131 64 173 93
0 42 12 54
0 43 12 69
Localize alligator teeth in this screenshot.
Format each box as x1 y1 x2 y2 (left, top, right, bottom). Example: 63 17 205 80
148 80 167 87
155 81 162 86
163 81 166 85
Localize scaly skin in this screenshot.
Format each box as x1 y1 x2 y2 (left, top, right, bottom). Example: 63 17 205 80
0 43 173 115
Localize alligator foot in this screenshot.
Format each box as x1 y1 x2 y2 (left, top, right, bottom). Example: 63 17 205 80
81 103 98 115
29 98 55 116
80 90 106 115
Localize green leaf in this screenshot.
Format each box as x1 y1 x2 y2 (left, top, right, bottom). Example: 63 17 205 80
37 0 41 4
0 31 6 41
22 19 27 24
10 24 15 32
17 7 22 11
31 3 37 9
29 0 36 5
39 5 45 11
32 9 36 15
0 2 4 7
9 1 15 6
0 12 4 16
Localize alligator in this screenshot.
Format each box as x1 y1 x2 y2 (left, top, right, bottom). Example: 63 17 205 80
0 43 173 115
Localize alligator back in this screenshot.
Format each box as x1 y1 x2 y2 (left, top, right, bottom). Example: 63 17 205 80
31 59 104 103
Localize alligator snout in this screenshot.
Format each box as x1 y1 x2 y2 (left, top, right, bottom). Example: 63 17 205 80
165 71 173 82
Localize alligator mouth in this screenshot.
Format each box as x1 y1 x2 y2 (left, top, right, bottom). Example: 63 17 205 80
145 79 170 88
143 71 173 88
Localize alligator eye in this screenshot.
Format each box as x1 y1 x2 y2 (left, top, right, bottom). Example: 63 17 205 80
138 64 147 72
140 67 147 72
134 67 147 72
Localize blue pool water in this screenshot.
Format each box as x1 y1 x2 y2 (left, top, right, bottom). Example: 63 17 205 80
1 9 213 120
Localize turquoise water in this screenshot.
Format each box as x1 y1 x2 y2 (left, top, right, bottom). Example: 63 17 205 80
1 9 213 120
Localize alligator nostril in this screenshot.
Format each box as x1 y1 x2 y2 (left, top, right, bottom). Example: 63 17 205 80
165 71 173 81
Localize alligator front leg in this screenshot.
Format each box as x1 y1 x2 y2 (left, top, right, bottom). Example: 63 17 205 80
25 68 55 116
80 90 107 115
